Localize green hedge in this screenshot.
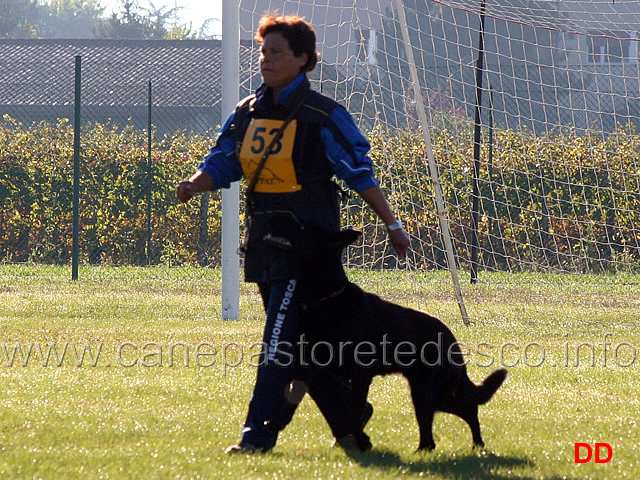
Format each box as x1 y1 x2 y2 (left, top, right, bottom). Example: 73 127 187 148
0 116 222 265
364 122 640 272
2 115 640 272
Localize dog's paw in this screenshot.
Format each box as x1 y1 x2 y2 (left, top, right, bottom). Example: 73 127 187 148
335 434 359 450
353 431 372 451
416 442 436 452
335 432 372 451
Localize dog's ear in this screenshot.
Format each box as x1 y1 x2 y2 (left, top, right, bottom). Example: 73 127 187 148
329 229 362 250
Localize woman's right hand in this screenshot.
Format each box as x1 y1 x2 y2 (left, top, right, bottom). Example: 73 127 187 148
176 180 195 203
176 171 214 203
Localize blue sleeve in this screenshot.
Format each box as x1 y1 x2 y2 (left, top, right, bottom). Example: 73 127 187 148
320 106 378 192
198 111 243 190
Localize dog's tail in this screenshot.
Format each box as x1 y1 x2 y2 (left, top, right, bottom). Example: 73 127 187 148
472 368 508 405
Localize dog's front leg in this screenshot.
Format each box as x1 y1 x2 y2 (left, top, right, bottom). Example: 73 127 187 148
350 374 373 451
409 379 437 451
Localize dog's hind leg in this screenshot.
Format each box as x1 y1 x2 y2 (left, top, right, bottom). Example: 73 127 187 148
454 403 484 447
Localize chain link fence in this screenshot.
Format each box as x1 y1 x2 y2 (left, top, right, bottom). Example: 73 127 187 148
1 38 407 280
0 39 250 277
8 35 638 282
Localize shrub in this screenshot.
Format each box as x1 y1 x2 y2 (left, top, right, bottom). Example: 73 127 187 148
2 115 640 272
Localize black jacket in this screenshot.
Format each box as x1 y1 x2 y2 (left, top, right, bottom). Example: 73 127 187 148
233 78 344 283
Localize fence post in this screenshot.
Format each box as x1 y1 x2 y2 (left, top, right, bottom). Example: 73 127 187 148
146 80 153 264
72 55 81 280
199 192 210 266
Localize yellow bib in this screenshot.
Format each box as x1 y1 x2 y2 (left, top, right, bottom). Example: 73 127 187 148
239 118 302 193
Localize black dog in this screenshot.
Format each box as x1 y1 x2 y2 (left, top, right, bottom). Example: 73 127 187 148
296 229 507 452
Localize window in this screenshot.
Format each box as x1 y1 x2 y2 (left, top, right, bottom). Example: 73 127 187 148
588 31 634 64
355 28 377 65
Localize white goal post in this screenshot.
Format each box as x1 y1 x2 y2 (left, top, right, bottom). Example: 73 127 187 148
221 0 240 320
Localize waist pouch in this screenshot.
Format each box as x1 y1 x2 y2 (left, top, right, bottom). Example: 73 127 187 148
244 211 330 283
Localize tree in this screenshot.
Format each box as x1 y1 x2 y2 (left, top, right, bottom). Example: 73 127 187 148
38 0 105 38
197 17 221 40
0 0 41 38
93 0 196 40
1 0 104 38
139 1 183 38
92 0 153 39
1 0 199 40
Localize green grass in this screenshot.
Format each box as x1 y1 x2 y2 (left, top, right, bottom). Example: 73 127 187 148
1 264 639 479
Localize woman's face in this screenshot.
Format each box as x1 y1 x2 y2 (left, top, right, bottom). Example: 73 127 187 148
260 32 308 93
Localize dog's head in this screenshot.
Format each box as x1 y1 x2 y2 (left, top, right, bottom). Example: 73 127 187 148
296 228 362 303
326 228 362 252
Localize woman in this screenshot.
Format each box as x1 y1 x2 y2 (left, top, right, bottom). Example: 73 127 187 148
177 14 410 453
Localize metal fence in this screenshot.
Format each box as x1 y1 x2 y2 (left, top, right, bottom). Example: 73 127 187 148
0 38 406 279
0 39 233 274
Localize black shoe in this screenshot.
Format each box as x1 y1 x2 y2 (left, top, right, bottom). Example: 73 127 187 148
225 442 263 454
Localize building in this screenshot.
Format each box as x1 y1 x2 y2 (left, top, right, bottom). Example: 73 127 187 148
0 39 241 133
239 0 640 133
2 1 640 135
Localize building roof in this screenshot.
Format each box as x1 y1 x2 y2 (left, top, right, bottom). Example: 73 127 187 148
0 39 245 108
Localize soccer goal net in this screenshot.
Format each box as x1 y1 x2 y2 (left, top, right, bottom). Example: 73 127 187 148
238 0 640 277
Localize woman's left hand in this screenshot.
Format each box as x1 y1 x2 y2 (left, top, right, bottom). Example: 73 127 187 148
389 228 410 260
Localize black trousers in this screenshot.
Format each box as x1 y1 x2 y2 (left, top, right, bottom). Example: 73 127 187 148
239 279 355 449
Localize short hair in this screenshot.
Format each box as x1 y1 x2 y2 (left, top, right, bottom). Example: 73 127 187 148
255 15 318 73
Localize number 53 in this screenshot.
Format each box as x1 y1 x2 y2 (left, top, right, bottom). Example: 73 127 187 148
249 127 283 155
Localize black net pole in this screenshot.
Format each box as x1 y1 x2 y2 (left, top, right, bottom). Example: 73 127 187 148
471 0 487 284
146 80 152 264
72 55 81 280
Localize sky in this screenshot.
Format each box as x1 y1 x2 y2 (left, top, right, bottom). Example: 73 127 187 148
101 0 223 36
